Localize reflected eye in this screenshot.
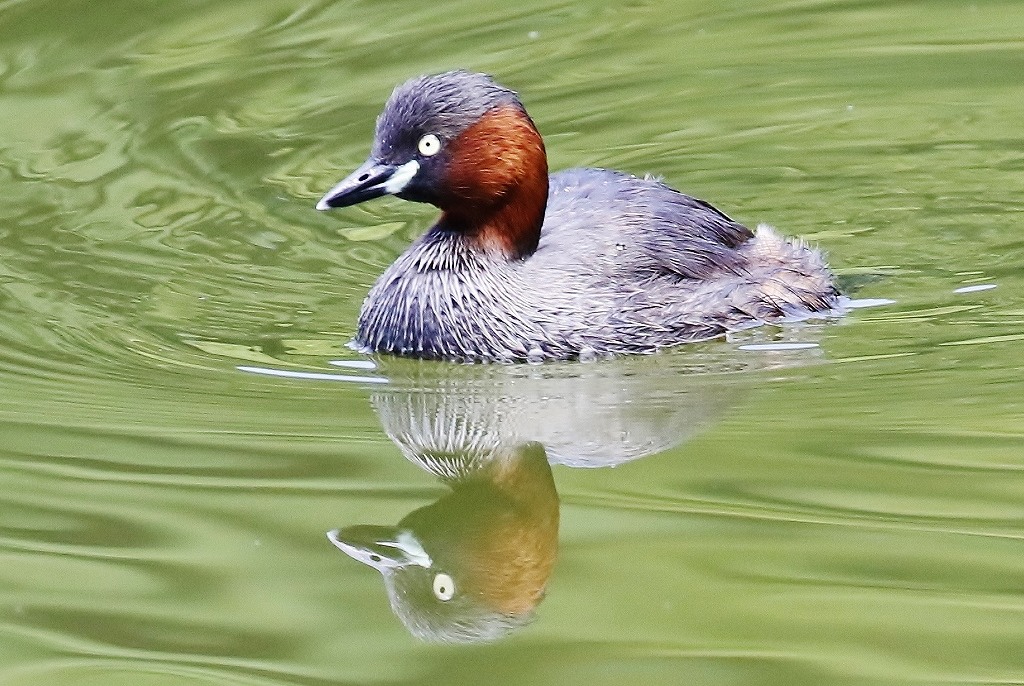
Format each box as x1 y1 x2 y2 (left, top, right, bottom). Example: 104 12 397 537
417 134 441 157
432 573 455 601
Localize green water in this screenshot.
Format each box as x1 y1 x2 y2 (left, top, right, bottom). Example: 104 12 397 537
2 0 1024 683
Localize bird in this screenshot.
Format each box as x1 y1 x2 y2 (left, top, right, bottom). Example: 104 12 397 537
316 70 841 362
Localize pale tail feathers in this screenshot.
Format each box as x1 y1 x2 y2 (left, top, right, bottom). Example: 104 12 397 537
739 224 842 319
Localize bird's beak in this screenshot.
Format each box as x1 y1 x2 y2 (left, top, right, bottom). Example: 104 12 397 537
315 158 420 210
327 526 431 573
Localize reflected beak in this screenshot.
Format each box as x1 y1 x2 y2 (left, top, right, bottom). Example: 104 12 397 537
315 158 420 210
327 526 432 573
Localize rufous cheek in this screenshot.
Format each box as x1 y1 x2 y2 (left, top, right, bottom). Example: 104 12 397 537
444 105 545 207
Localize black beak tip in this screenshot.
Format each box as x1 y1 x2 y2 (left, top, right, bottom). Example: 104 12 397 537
315 159 404 212
315 194 344 211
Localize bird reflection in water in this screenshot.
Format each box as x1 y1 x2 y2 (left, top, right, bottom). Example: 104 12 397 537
329 442 557 643
327 349 814 643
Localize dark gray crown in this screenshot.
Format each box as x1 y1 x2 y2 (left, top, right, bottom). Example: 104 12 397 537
372 71 521 159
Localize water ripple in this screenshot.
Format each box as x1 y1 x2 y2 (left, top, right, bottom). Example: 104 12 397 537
1 0 1024 682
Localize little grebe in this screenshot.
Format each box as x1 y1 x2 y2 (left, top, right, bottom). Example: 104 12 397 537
317 70 841 362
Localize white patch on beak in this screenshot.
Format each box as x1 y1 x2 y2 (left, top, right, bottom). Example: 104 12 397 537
381 160 420 194
314 160 421 211
378 530 431 568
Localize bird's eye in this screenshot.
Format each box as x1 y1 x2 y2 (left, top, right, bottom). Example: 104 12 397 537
432 573 455 601
417 134 441 157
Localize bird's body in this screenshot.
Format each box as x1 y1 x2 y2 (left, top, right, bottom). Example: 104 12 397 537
317 71 841 362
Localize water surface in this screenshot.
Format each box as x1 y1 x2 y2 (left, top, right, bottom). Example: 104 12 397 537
2 0 1024 683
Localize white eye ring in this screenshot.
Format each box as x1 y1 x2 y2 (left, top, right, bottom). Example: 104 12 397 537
432 573 455 601
417 134 441 157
